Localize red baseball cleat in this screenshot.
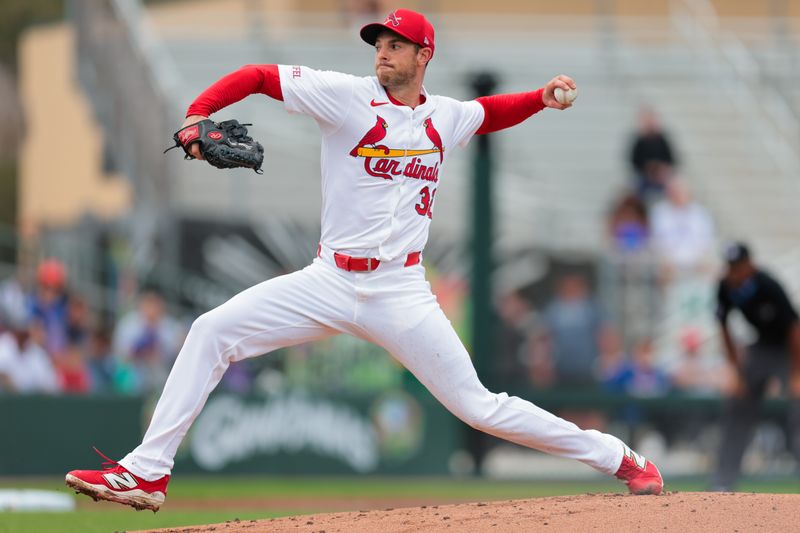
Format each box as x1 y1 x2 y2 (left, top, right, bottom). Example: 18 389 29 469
614 445 664 495
64 448 169 512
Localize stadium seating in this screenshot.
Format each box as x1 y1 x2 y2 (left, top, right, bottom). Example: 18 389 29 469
145 6 800 274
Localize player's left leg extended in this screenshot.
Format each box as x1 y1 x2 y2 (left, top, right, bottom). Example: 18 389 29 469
360 265 662 494
65 261 352 510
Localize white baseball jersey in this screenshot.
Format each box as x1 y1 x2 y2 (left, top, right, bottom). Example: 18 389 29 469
119 65 630 484
277 65 485 260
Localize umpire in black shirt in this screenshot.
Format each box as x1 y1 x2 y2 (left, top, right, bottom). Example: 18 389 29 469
712 242 800 490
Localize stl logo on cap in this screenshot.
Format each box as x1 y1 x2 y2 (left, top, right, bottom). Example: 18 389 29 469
360 9 436 59
385 11 402 27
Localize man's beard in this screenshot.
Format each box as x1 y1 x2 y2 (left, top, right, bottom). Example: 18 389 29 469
376 63 415 88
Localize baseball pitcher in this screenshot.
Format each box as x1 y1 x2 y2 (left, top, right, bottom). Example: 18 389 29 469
66 9 663 511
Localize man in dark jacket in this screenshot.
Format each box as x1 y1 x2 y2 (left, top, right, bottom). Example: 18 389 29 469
629 107 677 202
713 242 800 490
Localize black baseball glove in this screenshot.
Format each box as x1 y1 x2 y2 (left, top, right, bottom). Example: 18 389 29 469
165 119 264 173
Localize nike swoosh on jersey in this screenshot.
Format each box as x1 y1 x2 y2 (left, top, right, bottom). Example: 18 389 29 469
370 99 389 106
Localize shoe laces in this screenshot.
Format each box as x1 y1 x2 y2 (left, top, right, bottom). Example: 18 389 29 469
93 446 121 470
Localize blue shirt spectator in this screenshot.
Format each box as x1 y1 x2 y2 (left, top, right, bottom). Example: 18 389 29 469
538 274 611 387
28 259 70 356
603 338 670 397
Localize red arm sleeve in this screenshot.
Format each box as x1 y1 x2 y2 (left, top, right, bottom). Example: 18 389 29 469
185 64 283 118
475 88 545 135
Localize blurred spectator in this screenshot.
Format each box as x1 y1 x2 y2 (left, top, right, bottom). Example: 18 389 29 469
650 178 716 340
712 242 800 491
220 361 254 394
628 107 677 202
87 325 116 394
650 178 715 280
607 191 649 254
534 274 611 387
0 319 59 394
605 190 659 348
28 258 70 356
56 342 91 394
596 327 627 378
0 273 29 332
668 327 732 397
66 295 92 347
494 290 536 385
112 289 184 394
603 338 670 397
0 366 11 390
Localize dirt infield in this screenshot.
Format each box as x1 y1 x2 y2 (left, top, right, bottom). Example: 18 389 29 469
136 492 799 533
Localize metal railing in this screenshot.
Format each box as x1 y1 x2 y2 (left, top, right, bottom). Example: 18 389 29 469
68 0 178 274
670 0 800 177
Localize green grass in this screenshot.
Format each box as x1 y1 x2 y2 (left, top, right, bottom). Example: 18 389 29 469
1 476 797 533
0 511 280 533
169 476 624 499
26 475 799 498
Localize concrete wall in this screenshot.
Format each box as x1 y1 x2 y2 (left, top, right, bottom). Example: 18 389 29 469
18 23 131 228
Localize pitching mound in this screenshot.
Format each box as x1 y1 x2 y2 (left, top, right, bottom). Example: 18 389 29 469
138 492 798 533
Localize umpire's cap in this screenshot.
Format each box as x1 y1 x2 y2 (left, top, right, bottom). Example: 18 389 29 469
723 241 751 264
360 9 435 59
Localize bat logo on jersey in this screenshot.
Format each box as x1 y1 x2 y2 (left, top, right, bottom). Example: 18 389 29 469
350 115 388 157
350 115 442 181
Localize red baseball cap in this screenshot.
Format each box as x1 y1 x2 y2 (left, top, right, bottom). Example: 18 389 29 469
37 258 66 288
360 9 435 59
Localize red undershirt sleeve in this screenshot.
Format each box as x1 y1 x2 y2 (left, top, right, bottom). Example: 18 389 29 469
475 88 546 135
186 64 283 118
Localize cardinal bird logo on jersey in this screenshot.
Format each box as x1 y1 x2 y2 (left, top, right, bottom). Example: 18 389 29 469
423 118 444 164
350 115 389 157
350 114 442 182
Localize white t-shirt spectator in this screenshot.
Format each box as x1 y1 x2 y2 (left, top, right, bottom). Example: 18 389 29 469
650 200 714 271
0 277 28 328
0 332 59 393
112 313 183 365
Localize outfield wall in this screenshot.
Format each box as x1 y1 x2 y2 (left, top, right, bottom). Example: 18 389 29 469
1 389 461 476
1 390 791 476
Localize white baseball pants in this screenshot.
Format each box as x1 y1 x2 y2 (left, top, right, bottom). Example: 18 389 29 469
120 249 624 480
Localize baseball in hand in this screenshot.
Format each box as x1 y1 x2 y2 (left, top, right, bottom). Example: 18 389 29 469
554 87 578 105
